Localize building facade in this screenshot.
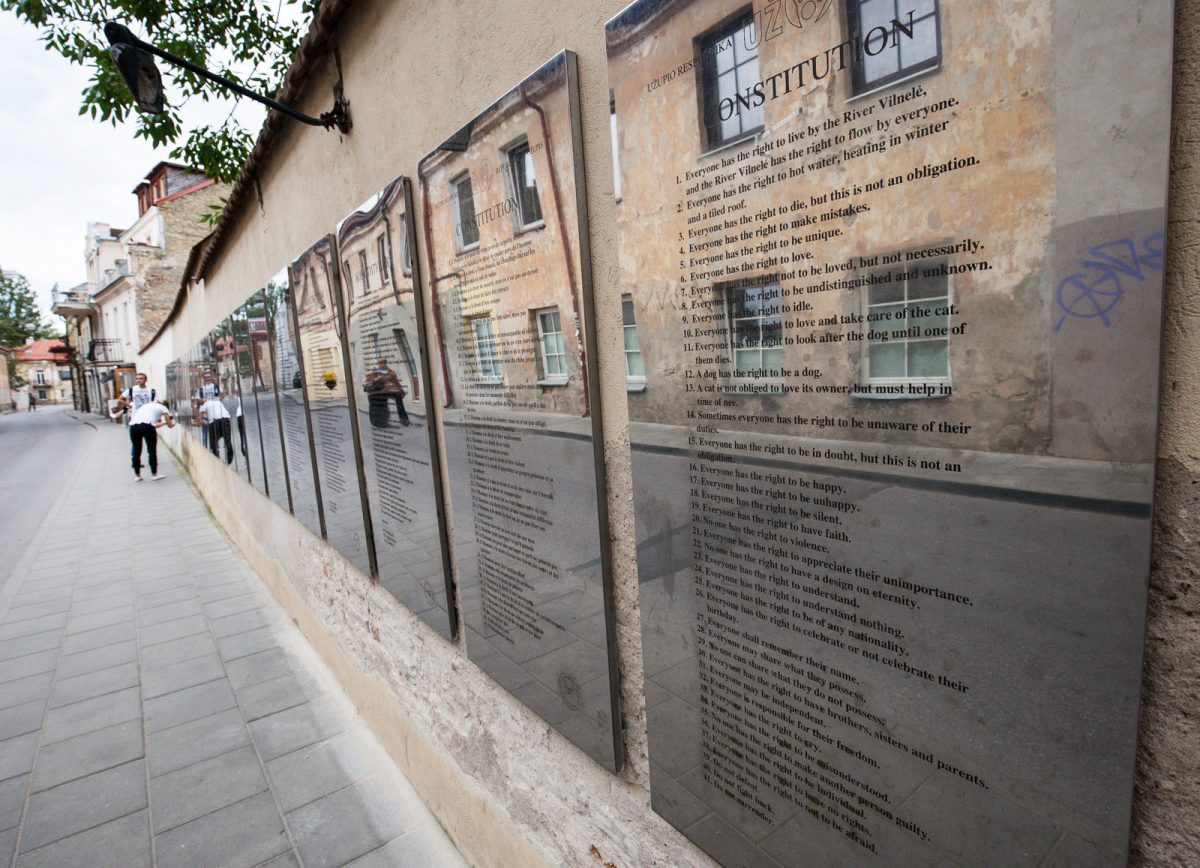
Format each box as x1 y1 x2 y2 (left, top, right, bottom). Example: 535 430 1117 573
7 338 73 407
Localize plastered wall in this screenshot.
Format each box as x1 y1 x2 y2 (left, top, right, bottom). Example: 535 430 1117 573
137 0 1198 864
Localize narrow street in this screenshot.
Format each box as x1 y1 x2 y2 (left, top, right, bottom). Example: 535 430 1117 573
0 408 464 867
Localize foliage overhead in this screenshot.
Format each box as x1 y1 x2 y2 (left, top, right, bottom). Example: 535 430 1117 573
2 0 320 183
0 270 57 348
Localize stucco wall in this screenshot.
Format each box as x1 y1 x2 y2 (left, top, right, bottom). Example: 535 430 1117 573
137 0 1197 864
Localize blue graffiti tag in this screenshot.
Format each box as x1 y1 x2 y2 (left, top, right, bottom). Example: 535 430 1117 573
1054 232 1165 331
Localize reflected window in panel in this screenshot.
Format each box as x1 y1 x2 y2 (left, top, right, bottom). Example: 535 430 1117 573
865 258 949 383
725 282 783 376
610 92 622 202
377 235 390 285
506 140 543 229
358 251 370 295
395 328 420 400
470 316 500 380
696 9 763 151
535 308 567 382
452 173 480 251
341 260 353 298
846 0 940 95
398 215 413 276
622 295 645 388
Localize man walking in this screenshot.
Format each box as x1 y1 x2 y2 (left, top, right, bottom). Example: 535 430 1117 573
129 398 174 481
199 394 234 464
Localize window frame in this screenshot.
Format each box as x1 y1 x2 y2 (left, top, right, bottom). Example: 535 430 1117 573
695 8 764 153
621 294 646 391
533 307 568 385
845 0 942 98
503 138 545 232
856 256 952 396
451 172 480 253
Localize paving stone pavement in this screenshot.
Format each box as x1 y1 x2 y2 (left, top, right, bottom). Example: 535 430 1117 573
0 418 467 867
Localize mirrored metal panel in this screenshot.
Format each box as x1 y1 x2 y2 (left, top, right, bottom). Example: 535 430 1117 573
419 51 622 771
195 330 237 468
337 176 457 639
290 236 374 575
271 267 324 538
229 300 267 495
606 0 1171 864
249 285 293 514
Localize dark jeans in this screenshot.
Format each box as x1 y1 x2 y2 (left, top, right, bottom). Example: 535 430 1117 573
237 415 247 456
367 392 410 428
208 418 233 463
130 423 158 474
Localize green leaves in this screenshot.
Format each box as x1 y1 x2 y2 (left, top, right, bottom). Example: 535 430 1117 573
2 0 313 182
0 270 57 348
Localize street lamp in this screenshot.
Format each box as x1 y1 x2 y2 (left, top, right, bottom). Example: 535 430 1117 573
103 21 351 133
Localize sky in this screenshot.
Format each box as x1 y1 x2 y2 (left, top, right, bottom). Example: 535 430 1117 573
0 14 266 324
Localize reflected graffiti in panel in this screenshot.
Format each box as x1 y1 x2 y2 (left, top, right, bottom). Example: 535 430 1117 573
605 0 1172 863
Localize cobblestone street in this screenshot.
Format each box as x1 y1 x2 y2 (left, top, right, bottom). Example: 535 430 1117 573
0 408 465 867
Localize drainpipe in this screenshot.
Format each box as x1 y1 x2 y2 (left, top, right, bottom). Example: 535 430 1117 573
519 83 590 418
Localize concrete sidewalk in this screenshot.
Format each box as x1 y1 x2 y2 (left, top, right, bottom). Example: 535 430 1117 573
0 417 467 867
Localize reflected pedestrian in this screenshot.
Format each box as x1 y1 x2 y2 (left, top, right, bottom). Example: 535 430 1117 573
199 394 234 464
362 358 409 428
129 398 174 481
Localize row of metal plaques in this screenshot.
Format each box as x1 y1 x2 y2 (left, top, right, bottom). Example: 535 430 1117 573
175 0 1173 861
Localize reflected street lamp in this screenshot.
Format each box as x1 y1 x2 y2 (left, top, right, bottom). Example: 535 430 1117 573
104 21 350 133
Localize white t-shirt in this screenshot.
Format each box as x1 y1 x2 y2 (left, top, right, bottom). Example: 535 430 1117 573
200 398 231 421
130 402 172 426
124 384 155 412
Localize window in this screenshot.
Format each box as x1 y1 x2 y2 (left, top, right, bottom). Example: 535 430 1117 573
343 259 353 295
506 141 543 229
864 263 949 382
726 282 783 376
535 308 567 382
846 0 940 96
622 295 645 386
376 236 390 285
37 389 47 400
470 317 500 380
697 10 763 150
358 251 370 295
35 370 47 385
452 174 480 251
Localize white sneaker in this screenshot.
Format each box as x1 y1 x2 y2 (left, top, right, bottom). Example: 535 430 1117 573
134 474 144 482
152 473 166 481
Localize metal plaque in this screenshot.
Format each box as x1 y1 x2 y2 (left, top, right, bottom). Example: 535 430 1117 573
606 0 1171 864
336 176 458 639
418 50 622 771
229 299 268 496
271 267 325 538
289 236 375 576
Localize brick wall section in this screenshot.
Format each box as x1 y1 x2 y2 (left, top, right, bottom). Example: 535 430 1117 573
134 182 227 349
